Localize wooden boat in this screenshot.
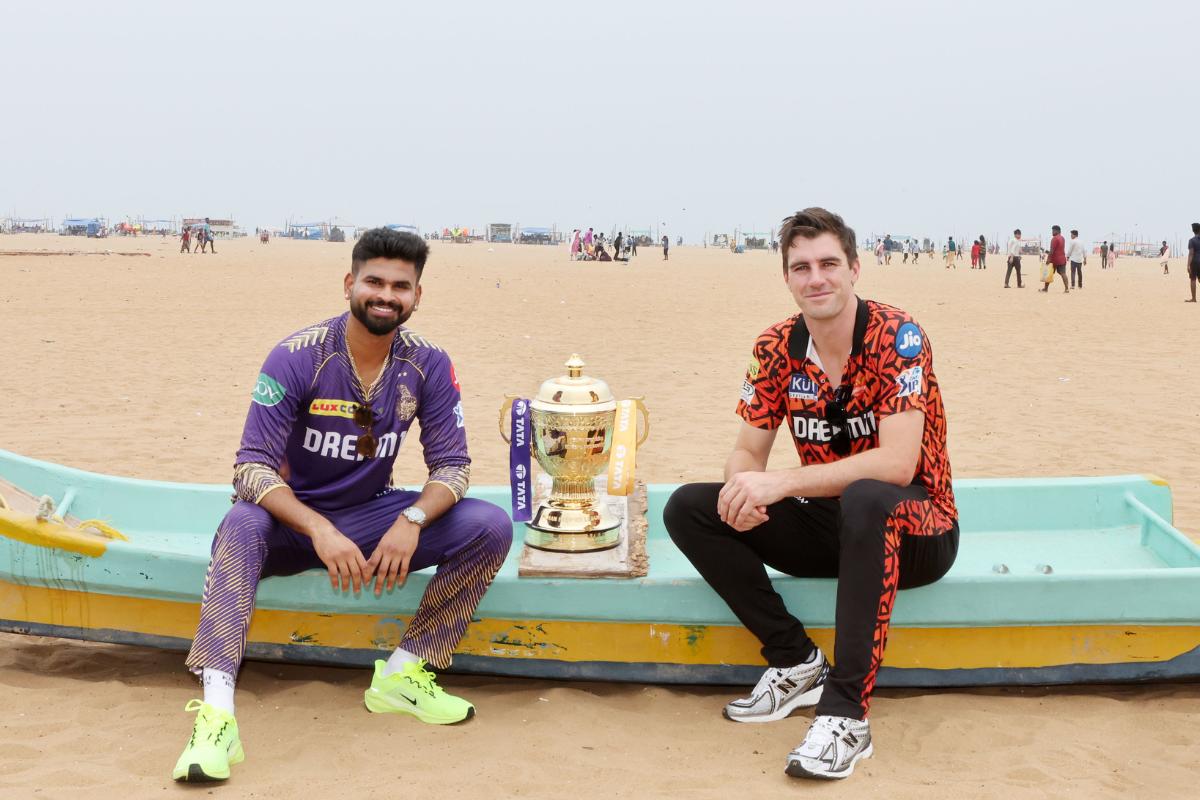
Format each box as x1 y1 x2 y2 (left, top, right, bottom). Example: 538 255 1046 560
2 447 1199 686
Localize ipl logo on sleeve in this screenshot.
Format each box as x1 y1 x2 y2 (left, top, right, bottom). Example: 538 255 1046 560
894 322 923 358
740 380 756 404
895 365 923 398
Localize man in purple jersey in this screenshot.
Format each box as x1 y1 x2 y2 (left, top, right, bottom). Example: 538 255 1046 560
173 228 513 783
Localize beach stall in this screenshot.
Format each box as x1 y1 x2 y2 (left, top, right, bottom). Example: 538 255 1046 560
6 217 52 233
626 228 654 247
285 221 327 240
487 223 513 243
183 218 242 239
139 218 177 236
515 226 554 245
741 231 771 250
60 218 107 237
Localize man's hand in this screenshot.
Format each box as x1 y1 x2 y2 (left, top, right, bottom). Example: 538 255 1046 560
312 525 369 593
718 471 787 532
365 519 421 596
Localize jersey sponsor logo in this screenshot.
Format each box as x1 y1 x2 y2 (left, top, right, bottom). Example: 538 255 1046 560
453 400 465 429
302 427 404 461
789 374 819 401
252 373 287 407
740 380 755 404
895 365 922 398
894 322 922 358
279 326 329 353
308 398 361 418
792 410 877 443
397 384 418 422
746 357 760 380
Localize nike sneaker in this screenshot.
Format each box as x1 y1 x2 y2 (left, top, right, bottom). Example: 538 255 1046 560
172 699 244 782
363 659 475 725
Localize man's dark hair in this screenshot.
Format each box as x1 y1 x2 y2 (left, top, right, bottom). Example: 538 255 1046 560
1192 223 1200 235
778 207 857 271
1014 228 1021 235
1052 225 1061 234
1071 229 1079 236
351 227 429 277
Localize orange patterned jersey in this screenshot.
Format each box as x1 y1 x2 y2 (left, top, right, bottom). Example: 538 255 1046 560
736 297 956 528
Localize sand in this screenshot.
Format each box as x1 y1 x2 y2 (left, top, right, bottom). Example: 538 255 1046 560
1 233 1198 798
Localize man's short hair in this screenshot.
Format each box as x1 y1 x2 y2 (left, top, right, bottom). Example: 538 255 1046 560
351 228 429 277
1070 229 1079 236
1192 222 1200 235
1014 228 1021 235
778 207 857 271
1052 225 1061 234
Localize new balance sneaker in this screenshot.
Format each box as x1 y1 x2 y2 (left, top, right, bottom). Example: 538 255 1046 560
723 648 828 723
172 700 245 782
785 714 873 780
363 659 475 725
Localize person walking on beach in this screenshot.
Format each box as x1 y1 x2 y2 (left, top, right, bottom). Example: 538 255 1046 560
570 229 581 260
978 234 987 269
665 207 958 781
910 239 920 264
1068 230 1087 289
1109 243 1118 269
1187 223 1200 302
945 236 957 268
613 231 625 262
1041 225 1069 293
883 234 893 265
1100 241 1109 269
171 228 512 782
970 239 980 268
662 234 670 260
1005 228 1024 288
180 227 192 254
1160 240 1171 275
874 238 885 265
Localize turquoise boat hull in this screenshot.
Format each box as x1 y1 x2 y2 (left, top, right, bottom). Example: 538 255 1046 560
2 448 1199 686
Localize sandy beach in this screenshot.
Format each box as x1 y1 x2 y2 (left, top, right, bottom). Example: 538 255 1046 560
2 233 1198 798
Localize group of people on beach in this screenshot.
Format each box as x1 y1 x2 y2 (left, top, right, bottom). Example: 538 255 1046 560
180 219 216 254
569 227 637 262
171 210 956 785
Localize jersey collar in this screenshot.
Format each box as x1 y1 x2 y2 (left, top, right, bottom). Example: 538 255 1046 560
788 296 869 365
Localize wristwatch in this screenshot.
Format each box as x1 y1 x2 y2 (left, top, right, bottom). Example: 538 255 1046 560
401 506 427 528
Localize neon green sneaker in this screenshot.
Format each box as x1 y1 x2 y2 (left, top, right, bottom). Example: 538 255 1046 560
172 699 245 782
363 659 475 724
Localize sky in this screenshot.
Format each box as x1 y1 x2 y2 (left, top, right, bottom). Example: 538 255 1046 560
1 0 1196 245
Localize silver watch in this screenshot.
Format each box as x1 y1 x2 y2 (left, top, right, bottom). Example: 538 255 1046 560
401 506 427 528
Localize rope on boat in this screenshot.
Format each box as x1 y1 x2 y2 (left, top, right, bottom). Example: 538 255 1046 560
0 491 129 541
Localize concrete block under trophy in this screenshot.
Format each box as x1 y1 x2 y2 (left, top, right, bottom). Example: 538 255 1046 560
499 355 648 552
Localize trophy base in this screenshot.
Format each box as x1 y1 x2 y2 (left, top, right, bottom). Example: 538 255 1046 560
524 503 621 552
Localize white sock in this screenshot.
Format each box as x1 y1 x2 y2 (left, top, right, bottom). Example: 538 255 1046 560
202 668 236 715
382 647 420 677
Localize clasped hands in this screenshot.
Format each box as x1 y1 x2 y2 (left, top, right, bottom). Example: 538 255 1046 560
312 519 420 596
717 470 789 532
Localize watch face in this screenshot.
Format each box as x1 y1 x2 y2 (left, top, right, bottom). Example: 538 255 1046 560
404 507 426 526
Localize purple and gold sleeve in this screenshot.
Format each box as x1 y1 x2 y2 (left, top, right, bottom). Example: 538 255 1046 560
418 353 471 500
232 345 309 503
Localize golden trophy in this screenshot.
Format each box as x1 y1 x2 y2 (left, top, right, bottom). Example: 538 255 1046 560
500 355 649 552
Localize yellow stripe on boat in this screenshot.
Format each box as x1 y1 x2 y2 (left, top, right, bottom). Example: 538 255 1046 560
2 580 1196 671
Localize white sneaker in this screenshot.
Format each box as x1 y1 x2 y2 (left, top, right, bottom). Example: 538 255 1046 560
722 648 828 723
785 715 873 780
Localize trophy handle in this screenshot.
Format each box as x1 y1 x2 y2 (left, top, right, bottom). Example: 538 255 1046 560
629 396 650 446
498 394 519 443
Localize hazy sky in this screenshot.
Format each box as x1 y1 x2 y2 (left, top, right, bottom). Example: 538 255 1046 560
2 0 1196 244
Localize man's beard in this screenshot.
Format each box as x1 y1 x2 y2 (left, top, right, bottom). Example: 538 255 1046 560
350 296 412 335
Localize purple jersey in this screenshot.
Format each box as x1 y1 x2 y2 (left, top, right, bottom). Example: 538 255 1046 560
236 313 469 512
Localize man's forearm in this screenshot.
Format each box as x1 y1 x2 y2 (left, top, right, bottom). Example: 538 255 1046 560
404 482 457 526
725 448 768 481
775 447 912 498
258 486 335 540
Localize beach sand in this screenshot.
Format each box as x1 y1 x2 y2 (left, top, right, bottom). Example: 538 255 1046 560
1 234 1198 797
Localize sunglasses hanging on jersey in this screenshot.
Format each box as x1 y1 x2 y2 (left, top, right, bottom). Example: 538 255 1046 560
823 383 853 457
353 402 378 458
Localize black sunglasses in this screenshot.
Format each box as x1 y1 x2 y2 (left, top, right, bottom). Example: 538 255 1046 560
824 383 852 457
353 402 377 458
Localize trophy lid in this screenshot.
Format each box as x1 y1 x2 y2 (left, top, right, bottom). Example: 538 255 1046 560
533 354 615 407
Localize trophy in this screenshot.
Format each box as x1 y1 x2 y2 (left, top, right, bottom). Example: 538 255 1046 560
500 355 648 552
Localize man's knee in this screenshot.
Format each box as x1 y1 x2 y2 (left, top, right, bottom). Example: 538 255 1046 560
839 479 901 543
213 501 273 557
664 482 721 543
457 499 514 557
